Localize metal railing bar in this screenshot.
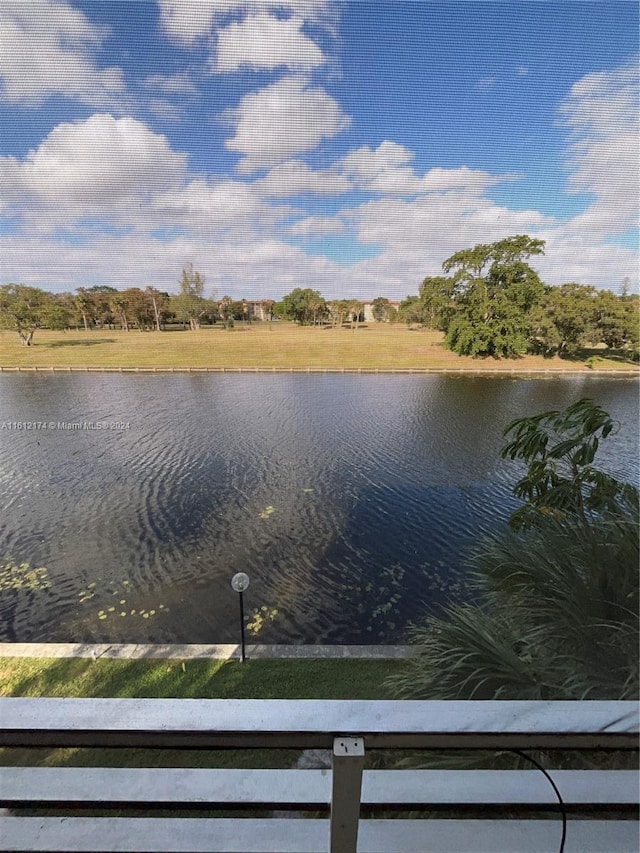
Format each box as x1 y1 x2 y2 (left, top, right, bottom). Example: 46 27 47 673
1 699 637 750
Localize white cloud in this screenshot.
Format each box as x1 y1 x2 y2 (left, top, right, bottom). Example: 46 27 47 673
340 141 519 195
476 76 497 91
2 186 637 299
256 160 350 196
421 166 519 193
0 230 341 298
341 141 416 193
157 0 220 45
157 0 338 45
2 49 637 301
152 178 289 233
225 76 350 171
0 113 297 239
0 0 125 106
289 215 346 236
345 191 550 254
142 72 198 122
535 230 638 290
560 59 639 238
1 114 187 223
143 72 198 96
213 12 325 72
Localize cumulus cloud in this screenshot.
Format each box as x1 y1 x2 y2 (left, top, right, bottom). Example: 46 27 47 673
0 112 296 240
345 191 551 254
0 0 125 105
1 182 636 298
534 229 638 290
256 160 350 196
157 0 338 45
213 12 325 72
341 141 416 193
340 141 519 195
1 114 187 223
157 0 221 45
0 229 342 297
560 58 639 237
421 166 520 193
225 76 350 171
152 178 290 233
289 215 346 236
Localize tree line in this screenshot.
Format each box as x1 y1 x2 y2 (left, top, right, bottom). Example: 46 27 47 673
0 274 391 346
2 238 638 359
277 290 395 327
0 265 276 345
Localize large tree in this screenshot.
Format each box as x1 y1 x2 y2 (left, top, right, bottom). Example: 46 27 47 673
397 295 427 327
218 295 233 328
528 285 639 358
443 235 546 358
593 290 639 351
109 292 131 332
371 297 391 322
528 283 598 356
86 286 117 328
418 276 456 329
347 299 364 329
172 264 216 330
280 288 326 325
145 287 171 332
74 288 98 331
0 284 57 345
327 299 351 327
121 287 170 331
308 295 328 326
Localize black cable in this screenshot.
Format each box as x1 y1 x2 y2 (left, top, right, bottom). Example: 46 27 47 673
509 749 567 853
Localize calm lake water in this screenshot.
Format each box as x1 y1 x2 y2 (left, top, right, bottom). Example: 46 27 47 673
0 373 637 644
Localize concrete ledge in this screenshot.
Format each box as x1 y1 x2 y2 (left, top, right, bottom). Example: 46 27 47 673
1 365 638 375
0 643 413 660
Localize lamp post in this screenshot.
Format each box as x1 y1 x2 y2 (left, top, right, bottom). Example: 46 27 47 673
230 572 250 663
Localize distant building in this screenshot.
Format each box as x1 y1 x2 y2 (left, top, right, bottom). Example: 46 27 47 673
221 298 398 323
362 300 401 322
218 299 274 321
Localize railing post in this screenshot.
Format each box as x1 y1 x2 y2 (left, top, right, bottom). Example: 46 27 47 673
329 736 365 853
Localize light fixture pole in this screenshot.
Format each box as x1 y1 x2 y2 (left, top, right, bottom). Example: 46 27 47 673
230 572 250 662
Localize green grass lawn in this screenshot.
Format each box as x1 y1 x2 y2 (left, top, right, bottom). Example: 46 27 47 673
0 656 398 700
2 324 634 371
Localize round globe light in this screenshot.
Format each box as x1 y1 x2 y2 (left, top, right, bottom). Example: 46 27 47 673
231 572 250 593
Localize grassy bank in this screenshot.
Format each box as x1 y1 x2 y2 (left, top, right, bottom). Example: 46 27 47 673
0 656 398 699
0 656 400 770
1 324 635 371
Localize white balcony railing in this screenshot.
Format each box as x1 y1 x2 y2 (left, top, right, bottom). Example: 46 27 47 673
0 698 638 852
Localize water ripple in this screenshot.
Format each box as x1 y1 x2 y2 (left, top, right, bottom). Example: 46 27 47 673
0 374 637 643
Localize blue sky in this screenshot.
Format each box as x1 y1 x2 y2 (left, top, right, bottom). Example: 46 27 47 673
0 1 637 299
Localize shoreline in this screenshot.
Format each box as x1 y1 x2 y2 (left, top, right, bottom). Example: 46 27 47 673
1 365 638 376
0 642 412 660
